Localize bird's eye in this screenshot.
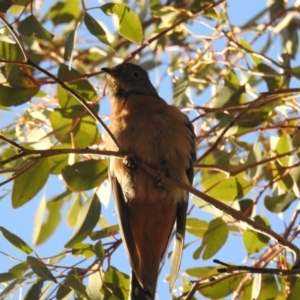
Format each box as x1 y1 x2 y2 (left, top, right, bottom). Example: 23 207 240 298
131 71 141 79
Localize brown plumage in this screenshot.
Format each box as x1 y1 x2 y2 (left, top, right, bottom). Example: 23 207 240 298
102 63 195 300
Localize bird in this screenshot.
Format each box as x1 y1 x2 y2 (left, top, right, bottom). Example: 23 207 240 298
102 63 195 300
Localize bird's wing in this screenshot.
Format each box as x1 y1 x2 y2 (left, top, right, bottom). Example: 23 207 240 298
110 175 140 271
170 120 196 290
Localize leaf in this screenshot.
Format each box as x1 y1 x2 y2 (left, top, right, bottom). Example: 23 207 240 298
26 256 56 282
89 224 119 240
257 63 284 91
102 266 129 299
195 218 228 260
185 218 208 237
243 216 270 254
186 266 244 298
276 133 292 167
67 194 82 227
64 21 80 61
62 159 107 192
18 15 54 41
0 272 17 282
256 274 278 300
101 3 143 44
87 263 103 300
33 195 64 245
202 172 251 201
57 64 98 108
66 272 89 299
12 159 49 208
0 85 39 106
23 279 44 300
239 199 254 217
84 13 110 46
65 193 101 248
172 75 190 106
49 107 101 148
0 226 33 254
46 0 81 25
94 241 105 263
71 243 94 258
265 192 295 213
8 263 28 277
47 144 78 175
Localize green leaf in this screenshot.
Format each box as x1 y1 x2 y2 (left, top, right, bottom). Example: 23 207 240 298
185 218 208 237
195 217 228 260
239 199 254 217
0 226 33 254
186 266 243 298
62 159 107 192
64 22 80 61
0 85 39 106
243 215 270 254
57 64 98 108
56 279 73 299
8 263 28 277
94 241 105 263
18 15 54 41
102 266 129 299
247 141 262 179
257 274 278 300
26 256 56 282
23 279 44 300
257 63 284 91
265 192 295 213
47 144 78 175
172 75 190 106
90 224 120 240
0 272 17 282
202 172 251 201
288 277 300 300
33 195 64 245
46 0 81 25
49 107 101 148
66 272 89 299
0 277 27 299
276 133 292 167
84 13 110 46
67 194 82 227
65 193 101 248
101 3 143 44
87 263 103 299
12 159 49 208
71 243 94 258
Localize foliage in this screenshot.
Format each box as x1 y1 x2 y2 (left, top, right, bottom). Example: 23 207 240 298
1 0 300 299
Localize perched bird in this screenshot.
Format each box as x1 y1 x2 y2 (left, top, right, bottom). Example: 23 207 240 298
102 63 195 300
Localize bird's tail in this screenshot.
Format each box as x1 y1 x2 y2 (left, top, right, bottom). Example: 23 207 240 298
129 270 155 300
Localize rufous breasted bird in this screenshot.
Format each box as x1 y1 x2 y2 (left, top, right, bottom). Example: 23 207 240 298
102 63 195 300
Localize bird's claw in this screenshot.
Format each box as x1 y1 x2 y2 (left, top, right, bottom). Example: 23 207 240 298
123 153 138 170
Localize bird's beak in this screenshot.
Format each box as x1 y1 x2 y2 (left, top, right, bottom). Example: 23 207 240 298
101 67 117 77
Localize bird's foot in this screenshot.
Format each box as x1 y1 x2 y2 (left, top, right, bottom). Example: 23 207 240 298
123 153 139 170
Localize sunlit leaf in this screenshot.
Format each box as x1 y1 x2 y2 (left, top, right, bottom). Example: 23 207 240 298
243 216 270 254
62 159 107 192
18 15 54 41
84 13 110 46
101 3 143 44
194 218 228 260
12 159 49 208
27 256 56 282
0 226 33 254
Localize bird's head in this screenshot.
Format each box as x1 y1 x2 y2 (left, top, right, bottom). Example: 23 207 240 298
101 63 158 98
